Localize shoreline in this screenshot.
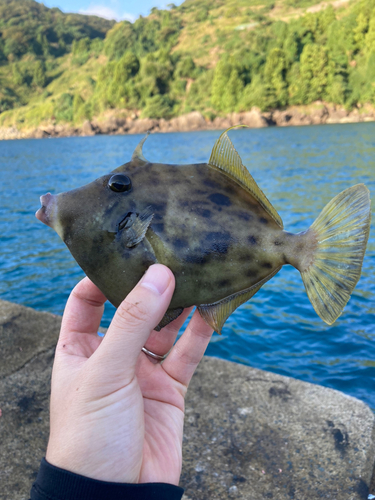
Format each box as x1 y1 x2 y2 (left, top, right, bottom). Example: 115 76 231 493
0 103 374 140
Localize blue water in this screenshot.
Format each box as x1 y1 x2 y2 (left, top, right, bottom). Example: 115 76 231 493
1 124 374 407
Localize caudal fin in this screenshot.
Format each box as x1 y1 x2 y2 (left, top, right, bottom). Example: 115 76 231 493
301 184 371 325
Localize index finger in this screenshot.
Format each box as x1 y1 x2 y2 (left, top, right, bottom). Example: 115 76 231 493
59 277 107 345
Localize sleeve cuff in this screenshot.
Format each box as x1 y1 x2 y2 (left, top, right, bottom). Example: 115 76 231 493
30 458 184 500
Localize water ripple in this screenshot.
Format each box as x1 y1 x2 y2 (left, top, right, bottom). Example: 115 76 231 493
0 123 374 408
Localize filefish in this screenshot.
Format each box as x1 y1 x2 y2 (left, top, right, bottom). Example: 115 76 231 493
36 128 371 332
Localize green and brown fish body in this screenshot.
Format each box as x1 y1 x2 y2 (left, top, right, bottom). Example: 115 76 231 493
36 128 371 332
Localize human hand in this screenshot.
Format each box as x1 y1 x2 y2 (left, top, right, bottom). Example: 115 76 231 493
46 264 213 485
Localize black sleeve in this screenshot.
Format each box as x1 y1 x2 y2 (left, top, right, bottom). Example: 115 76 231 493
30 458 184 500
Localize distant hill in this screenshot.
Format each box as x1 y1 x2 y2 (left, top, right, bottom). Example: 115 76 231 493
0 0 114 60
0 0 374 131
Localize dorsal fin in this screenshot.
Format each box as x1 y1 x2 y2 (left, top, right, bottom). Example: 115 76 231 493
132 131 150 162
208 126 283 229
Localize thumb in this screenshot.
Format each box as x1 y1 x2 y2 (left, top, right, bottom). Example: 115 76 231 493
93 264 175 381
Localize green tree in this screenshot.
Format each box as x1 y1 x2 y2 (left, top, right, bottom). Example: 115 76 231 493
263 48 288 107
72 37 92 65
97 61 116 87
90 38 103 56
319 5 336 34
108 52 140 106
326 73 346 104
185 70 213 111
238 74 267 111
302 13 319 41
104 22 136 60
72 37 91 55
195 7 209 22
365 15 375 54
114 52 140 82
365 50 375 103
5 37 23 59
283 31 299 64
291 44 329 103
73 93 93 121
73 93 84 115
326 19 351 68
210 59 233 111
346 65 366 106
135 54 174 105
37 33 50 58
54 93 73 122
353 12 369 51
221 69 244 112
33 60 47 87
142 94 173 118
12 63 25 86
174 56 196 78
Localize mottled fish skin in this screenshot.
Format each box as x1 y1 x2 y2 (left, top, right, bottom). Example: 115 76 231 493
55 158 298 310
37 130 370 330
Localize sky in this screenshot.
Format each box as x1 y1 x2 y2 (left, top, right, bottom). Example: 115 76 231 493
40 0 184 22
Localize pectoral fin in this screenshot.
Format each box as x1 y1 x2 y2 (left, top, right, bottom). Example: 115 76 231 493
119 206 154 248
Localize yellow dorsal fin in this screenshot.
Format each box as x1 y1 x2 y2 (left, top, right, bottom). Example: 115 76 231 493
132 131 150 162
208 126 283 229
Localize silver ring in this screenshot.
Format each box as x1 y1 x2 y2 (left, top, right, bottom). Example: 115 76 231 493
142 346 168 362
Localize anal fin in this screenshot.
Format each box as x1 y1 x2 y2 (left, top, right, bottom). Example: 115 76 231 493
198 266 281 334
154 307 184 331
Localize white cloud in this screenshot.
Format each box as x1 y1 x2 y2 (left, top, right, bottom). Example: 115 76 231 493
79 5 136 22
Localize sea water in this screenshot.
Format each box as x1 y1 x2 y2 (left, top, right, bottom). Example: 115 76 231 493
0 123 374 407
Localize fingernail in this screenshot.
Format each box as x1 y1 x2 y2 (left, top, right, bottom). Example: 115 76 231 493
140 265 171 295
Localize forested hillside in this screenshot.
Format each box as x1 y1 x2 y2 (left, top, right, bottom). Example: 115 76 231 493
0 0 375 130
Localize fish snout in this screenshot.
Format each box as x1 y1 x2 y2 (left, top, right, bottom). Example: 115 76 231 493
36 193 57 228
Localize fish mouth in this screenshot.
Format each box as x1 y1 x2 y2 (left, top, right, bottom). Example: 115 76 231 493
35 193 57 228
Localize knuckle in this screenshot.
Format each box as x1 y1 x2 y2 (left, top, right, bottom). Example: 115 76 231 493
174 342 200 368
192 324 213 341
115 299 151 328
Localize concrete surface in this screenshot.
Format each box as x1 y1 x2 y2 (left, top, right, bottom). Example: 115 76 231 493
183 358 375 499
0 299 374 500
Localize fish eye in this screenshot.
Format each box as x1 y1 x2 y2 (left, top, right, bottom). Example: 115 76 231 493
108 174 132 193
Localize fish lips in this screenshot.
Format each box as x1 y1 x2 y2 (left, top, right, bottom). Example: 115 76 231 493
36 193 58 229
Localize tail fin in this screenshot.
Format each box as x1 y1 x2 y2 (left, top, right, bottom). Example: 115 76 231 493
301 184 371 325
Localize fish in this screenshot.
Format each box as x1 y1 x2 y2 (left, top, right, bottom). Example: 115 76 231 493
35 128 371 333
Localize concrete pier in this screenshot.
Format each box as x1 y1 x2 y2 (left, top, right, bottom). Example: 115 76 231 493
0 299 374 500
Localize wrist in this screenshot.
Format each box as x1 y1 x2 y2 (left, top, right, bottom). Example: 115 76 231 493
31 458 184 500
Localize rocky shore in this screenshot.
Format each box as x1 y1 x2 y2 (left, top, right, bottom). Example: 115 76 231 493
0 102 374 140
